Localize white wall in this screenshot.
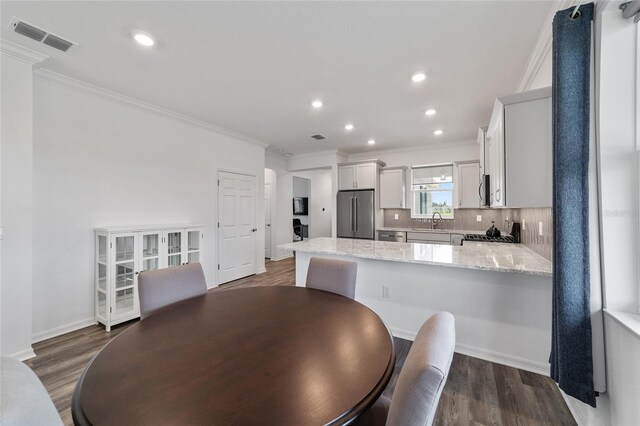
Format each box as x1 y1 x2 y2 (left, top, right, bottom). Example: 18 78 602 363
264 168 276 259
292 176 310 197
602 314 640 425
528 48 552 90
287 149 347 172
265 153 294 260
0 54 35 359
31 78 266 341
347 141 479 167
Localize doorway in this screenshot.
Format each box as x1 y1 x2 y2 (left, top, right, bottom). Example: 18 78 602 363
292 176 310 241
265 182 271 258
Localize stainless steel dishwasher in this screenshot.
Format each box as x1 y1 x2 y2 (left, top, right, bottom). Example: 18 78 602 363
377 230 407 242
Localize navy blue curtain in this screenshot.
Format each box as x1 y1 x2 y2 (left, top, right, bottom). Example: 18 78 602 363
550 3 596 407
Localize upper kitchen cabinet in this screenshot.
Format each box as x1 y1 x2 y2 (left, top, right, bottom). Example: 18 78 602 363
337 160 386 190
379 166 408 209
477 126 489 177
487 111 505 207
486 87 552 208
455 161 481 208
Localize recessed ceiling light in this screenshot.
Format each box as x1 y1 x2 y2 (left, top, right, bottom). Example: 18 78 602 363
368 139 376 145
425 109 437 116
344 124 354 131
434 129 444 136
132 30 155 47
311 100 323 108
411 72 426 82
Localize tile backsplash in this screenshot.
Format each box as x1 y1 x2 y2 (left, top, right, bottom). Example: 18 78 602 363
383 207 553 261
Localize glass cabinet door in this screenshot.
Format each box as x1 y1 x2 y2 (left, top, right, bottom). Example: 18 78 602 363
165 230 183 267
140 232 161 272
112 234 137 318
187 229 201 264
96 234 108 319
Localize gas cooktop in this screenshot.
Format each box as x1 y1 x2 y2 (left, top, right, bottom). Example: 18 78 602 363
464 234 516 243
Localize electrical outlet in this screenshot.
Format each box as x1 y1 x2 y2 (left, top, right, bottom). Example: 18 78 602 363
382 286 391 299
522 219 526 230
476 215 482 222
394 214 399 220
538 221 543 236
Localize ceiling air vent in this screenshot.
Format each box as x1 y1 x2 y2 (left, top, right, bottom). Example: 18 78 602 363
311 134 326 140
9 17 77 52
43 34 73 52
13 21 46 42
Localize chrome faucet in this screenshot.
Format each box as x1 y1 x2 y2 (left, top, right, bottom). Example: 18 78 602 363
431 212 443 230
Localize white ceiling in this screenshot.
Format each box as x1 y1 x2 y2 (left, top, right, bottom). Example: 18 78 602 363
1 1 551 155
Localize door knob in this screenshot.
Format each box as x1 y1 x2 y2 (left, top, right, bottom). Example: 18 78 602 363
251 228 257 232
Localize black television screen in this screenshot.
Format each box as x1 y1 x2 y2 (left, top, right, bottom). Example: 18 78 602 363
293 197 308 215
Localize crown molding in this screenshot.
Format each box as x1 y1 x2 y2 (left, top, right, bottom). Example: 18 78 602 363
0 38 49 65
33 68 270 148
515 0 579 93
347 139 477 158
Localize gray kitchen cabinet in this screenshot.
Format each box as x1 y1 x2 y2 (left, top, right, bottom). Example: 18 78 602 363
379 167 408 209
455 161 481 208
337 160 386 190
487 87 552 208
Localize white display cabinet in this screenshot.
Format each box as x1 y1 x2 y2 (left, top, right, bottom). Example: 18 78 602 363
95 224 204 331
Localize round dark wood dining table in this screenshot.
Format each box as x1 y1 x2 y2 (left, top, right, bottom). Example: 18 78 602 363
72 286 395 426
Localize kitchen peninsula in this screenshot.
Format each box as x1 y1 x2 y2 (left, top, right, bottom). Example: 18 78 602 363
280 237 553 375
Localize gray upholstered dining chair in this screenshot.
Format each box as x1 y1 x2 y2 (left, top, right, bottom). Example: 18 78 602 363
138 262 207 319
354 312 456 426
1 357 63 426
305 257 357 299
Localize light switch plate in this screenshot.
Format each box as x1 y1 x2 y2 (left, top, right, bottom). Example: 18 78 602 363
538 221 543 236
522 219 526 230
382 286 391 299
394 214 399 220
476 215 482 222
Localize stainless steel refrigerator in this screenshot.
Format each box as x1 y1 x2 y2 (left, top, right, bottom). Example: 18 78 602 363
337 190 375 239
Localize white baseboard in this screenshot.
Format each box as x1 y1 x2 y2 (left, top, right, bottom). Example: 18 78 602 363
256 267 267 274
268 254 293 262
8 347 36 361
561 392 586 426
558 387 610 426
32 317 96 344
389 327 417 341
389 326 550 376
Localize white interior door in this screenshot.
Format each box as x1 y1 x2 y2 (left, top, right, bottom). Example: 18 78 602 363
218 171 257 283
264 183 271 259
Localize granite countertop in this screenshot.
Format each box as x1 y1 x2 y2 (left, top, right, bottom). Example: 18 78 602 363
377 227 483 235
279 237 552 277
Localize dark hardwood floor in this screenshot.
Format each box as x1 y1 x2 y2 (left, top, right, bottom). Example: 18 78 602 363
26 258 575 426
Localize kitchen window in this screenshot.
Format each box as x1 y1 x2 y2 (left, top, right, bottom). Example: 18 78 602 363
410 164 454 219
